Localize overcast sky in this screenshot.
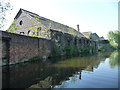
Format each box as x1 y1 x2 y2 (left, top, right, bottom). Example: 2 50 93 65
5 0 119 39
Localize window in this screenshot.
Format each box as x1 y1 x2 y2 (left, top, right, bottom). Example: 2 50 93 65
37 27 41 31
87 40 89 44
20 32 24 35
37 32 39 36
33 32 35 35
74 38 77 46
28 30 31 34
79 39 81 44
67 39 70 45
19 20 23 25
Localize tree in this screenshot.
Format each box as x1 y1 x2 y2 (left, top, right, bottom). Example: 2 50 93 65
108 30 120 49
0 0 12 30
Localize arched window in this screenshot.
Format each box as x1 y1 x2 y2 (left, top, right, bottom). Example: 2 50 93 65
19 20 23 25
28 30 31 34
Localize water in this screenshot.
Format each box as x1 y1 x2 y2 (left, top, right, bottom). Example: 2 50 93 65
2 51 119 88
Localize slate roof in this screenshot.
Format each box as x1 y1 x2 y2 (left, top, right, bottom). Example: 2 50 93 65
15 8 85 38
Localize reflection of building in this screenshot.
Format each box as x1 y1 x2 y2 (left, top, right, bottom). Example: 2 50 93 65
85 65 93 72
79 71 82 80
2 52 109 88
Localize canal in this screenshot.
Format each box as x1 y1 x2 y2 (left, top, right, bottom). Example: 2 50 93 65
2 51 119 89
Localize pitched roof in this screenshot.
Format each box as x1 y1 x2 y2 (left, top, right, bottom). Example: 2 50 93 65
91 33 99 38
82 32 92 39
14 8 40 19
16 8 85 38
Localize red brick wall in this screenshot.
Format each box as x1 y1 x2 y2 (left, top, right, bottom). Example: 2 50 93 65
1 31 51 65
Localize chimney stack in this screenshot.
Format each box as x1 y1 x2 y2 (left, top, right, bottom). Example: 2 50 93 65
77 24 80 32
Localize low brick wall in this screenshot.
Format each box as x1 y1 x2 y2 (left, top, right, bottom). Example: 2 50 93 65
0 31 52 65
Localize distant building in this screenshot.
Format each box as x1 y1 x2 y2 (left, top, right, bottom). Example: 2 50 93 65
82 32 100 41
99 36 105 40
98 40 109 47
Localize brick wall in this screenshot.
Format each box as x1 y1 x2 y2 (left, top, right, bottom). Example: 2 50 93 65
1 31 51 65
1 30 98 65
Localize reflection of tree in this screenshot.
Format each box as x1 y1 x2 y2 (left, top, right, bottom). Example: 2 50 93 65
109 51 120 68
70 75 78 84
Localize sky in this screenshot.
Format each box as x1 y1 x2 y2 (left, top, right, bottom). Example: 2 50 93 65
4 0 119 39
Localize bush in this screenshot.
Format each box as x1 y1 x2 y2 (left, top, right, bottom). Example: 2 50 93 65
29 56 42 61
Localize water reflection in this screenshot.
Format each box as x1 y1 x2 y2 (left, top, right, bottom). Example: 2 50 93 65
109 51 120 68
2 51 118 88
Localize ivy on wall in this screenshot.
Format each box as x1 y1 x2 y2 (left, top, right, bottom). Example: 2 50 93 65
27 16 51 39
7 20 18 33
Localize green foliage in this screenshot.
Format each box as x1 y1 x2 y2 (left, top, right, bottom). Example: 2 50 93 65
80 46 92 55
7 20 18 33
98 43 114 51
65 44 75 56
34 16 40 22
109 51 120 68
49 47 62 57
29 56 42 61
27 16 50 39
65 44 92 56
98 46 102 51
108 30 120 49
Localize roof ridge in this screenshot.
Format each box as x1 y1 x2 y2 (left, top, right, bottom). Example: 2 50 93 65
20 8 40 17
20 8 78 31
